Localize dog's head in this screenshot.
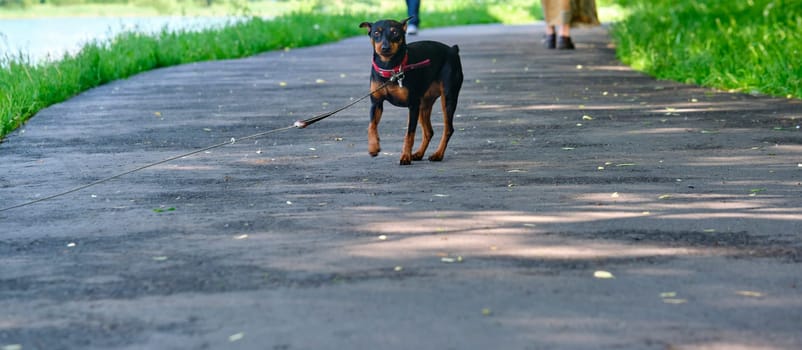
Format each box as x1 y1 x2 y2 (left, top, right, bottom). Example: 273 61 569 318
359 17 413 62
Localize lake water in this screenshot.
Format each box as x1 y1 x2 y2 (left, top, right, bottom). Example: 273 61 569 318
0 17 241 63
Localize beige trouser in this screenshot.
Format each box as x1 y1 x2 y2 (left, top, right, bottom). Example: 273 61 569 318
541 0 571 26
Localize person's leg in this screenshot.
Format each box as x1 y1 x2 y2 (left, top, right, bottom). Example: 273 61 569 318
541 0 557 48
559 24 570 37
556 0 574 49
406 0 420 34
558 0 571 36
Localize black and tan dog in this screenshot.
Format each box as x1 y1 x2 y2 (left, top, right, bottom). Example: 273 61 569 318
359 17 463 165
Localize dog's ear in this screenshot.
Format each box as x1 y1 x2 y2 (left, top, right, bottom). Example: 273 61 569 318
359 21 372 32
401 16 415 30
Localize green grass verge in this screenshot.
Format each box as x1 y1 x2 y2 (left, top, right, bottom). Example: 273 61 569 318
611 0 801 99
1 0 548 140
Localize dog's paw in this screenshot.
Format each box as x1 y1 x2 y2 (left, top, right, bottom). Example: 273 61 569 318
368 139 381 156
368 145 381 157
428 153 444 162
411 152 424 161
399 155 412 165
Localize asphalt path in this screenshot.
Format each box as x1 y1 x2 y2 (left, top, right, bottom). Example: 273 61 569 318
1 23 801 350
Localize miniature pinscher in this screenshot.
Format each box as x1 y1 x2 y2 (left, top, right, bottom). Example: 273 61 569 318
359 17 463 165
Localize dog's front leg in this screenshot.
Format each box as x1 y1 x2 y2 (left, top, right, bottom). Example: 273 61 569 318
368 101 383 157
400 103 420 165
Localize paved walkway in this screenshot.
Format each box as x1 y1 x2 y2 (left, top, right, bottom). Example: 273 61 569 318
1 24 801 350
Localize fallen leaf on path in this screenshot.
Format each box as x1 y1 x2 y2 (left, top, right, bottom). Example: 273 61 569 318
441 256 464 263
2 344 22 350
394 266 403 272
662 298 687 304
659 292 687 305
67 242 76 247
234 234 248 240
663 298 688 304
611 192 620 198
152 256 168 261
658 194 672 200
736 290 764 298
378 235 387 240
593 270 614 279
228 332 245 342
749 188 766 197
582 115 594 121
482 308 493 316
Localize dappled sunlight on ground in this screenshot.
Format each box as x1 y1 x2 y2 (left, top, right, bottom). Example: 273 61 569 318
342 206 744 261
684 155 799 166
673 343 788 350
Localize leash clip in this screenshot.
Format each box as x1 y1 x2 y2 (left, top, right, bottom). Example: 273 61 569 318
391 71 405 87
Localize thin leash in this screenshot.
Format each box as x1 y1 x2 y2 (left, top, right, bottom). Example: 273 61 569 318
0 72 406 213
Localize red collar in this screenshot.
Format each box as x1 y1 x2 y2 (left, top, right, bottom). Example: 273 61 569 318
372 53 431 78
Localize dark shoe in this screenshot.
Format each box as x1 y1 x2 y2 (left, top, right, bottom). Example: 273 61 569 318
543 33 556 49
557 36 575 50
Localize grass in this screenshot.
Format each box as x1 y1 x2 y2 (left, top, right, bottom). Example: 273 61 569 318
610 0 802 99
